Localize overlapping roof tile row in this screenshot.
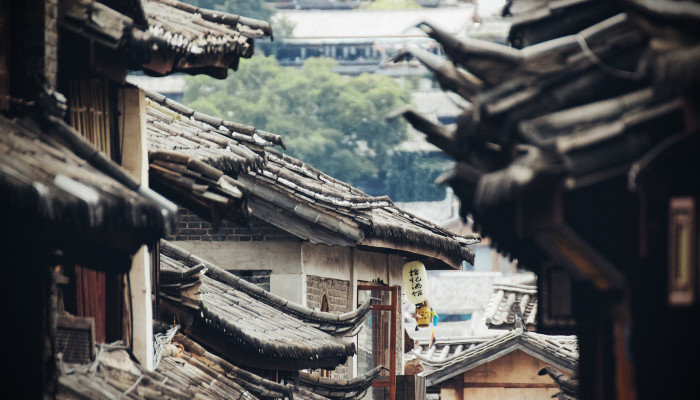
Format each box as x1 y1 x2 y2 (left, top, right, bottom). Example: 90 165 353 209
159 240 369 370
483 283 538 330
420 330 579 386
394 0 699 269
60 0 272 78
145 93 480 269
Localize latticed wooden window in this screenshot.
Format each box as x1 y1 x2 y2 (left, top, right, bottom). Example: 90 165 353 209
66 79 126 343
68 79 118 161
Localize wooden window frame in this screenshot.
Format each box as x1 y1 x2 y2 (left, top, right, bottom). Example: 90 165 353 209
357 283 398 400
668 197 696 306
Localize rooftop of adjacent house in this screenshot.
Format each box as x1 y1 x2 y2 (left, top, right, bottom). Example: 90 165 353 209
539 365 580 400
411 335 499 364
274 6 478 40
403 270 537 339
294 366 387 400
0 111 175 270
418 330 579 386
60 0 272 78
159 240 370 371
56 331 318 400
58 317 386 400
483 282 538 330
143 90 480 269
405 270 536 317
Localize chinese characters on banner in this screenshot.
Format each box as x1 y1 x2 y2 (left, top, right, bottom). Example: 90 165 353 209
409 267 423 298
402 260 428 304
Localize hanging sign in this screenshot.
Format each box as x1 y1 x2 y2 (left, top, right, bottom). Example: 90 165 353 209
403 260 428 304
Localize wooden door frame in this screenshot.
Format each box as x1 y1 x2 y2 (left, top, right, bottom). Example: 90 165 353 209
357 283 398 400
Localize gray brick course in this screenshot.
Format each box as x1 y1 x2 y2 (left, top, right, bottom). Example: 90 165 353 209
166 207 301 242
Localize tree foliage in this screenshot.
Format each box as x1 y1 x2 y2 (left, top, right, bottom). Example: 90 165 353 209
183 56 411 186
384 151 452 202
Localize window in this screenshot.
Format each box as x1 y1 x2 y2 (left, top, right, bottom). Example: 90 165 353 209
669 197 696 306
540 263 576 332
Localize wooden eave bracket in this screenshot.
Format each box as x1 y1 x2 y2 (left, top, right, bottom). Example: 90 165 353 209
533 224 626 292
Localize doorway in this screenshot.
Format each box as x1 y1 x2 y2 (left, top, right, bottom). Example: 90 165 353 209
357 283 398 400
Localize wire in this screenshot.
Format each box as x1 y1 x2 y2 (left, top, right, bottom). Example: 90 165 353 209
153 324 180 370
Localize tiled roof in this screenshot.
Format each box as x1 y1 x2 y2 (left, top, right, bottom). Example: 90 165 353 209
483 283 538 330
144 92 480 269
60 0 272 78
169 333 299 399
159 240 369 371
420 330 579 386
403 271 537 339
412 335 499 365
506 0 621 48
145 90 281 226
391 1 697 274
539 365 580 400
295 366 387 400
0 112 175 270
57 333 300 400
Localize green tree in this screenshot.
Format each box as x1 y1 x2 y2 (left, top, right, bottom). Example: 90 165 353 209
183 56 411 187
384 151 452 202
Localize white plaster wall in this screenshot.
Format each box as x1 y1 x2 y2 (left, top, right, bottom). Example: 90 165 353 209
387 254 405 287
271 273 306 305
170 241 302 272
170 241 305 303
301 243 352 280
354 249 392 284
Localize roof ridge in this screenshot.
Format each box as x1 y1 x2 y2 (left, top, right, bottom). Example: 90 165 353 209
491 282 537 291
145 91 480 269
160 239 371 335
297 365 387 399
143 88 285 149
421 330 579 385
146 0 272 38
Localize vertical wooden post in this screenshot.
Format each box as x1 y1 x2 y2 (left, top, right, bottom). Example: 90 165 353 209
456 376 464 400
119 86 154 370
396 375 426 400
390 286 397 400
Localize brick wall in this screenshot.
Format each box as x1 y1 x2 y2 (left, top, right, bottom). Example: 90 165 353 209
306 275 350 314
306 275 352 378
227 270 270 292
167 207 301 242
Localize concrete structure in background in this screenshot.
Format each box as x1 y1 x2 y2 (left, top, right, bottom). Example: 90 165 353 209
126 74 187 103
272 5 512 76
